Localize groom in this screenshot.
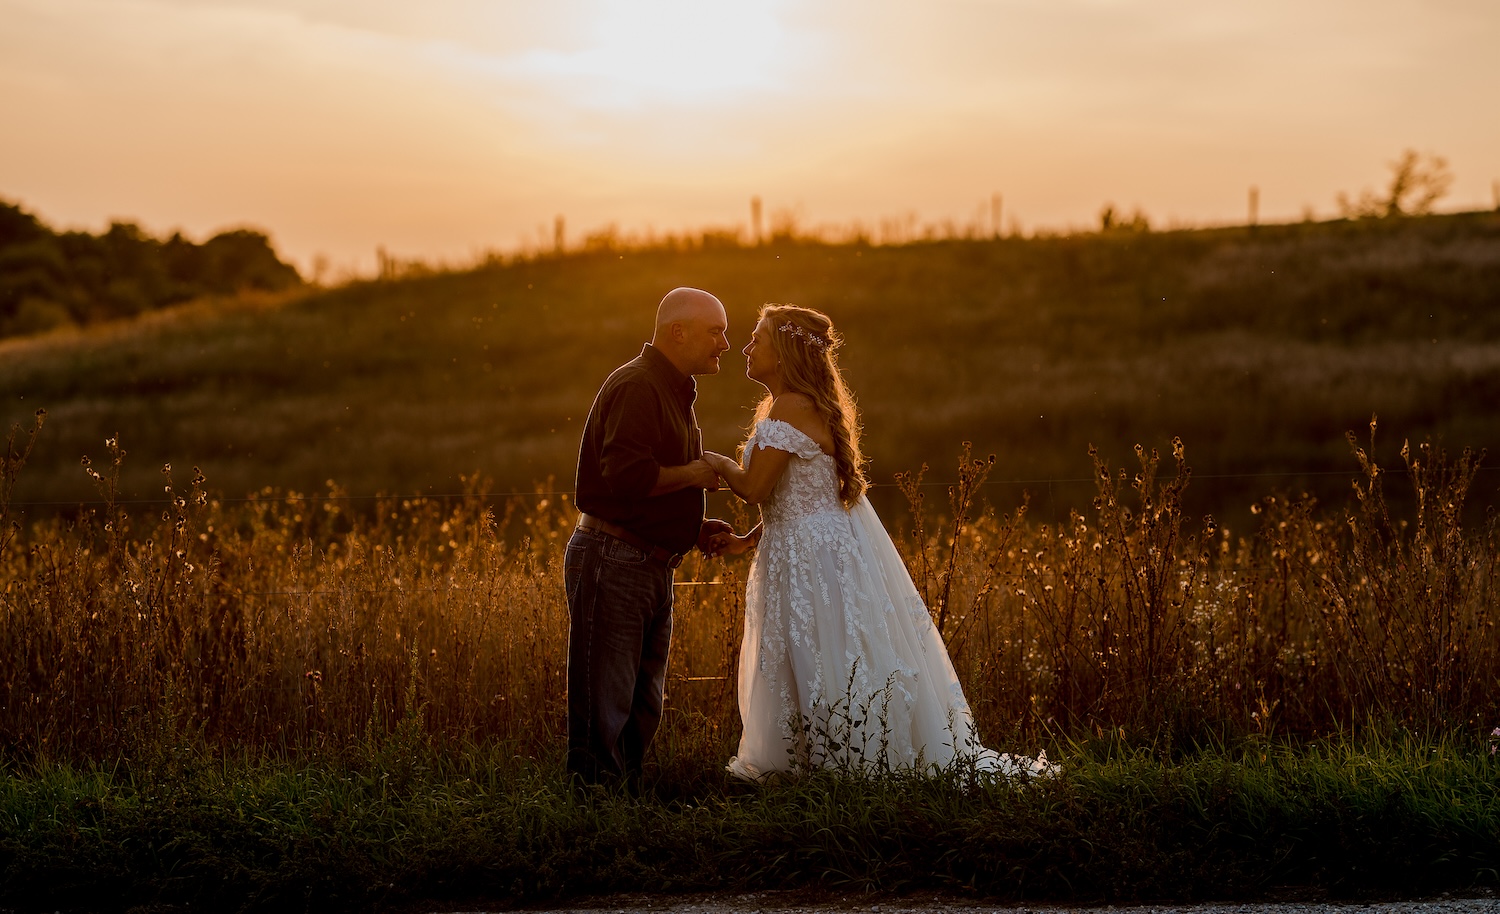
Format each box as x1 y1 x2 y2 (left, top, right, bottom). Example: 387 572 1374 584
566 287 736 787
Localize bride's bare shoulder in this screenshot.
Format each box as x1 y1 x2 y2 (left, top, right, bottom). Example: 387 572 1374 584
767 394 834 453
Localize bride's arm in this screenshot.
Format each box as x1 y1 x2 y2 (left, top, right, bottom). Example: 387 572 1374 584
702 448 791 505
706 395 829 504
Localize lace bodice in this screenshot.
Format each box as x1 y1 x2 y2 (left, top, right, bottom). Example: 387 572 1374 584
745 418 845 526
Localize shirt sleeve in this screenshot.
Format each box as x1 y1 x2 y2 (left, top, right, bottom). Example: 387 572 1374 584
597 380 665 498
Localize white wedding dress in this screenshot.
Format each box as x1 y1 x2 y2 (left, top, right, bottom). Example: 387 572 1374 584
727 418 1054 781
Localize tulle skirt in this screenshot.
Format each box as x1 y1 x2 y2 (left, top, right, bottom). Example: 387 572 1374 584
727 496 1053 780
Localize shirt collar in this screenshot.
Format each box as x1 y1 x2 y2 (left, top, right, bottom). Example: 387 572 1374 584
641 343 697 402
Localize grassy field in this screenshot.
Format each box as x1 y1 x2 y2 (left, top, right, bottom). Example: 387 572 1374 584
2 213 1500 908
3 415 1494 758
0 438 1497 907
3 738 1497 911
2 210 1499 531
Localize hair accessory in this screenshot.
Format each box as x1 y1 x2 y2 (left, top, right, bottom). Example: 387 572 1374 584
779 321 829 351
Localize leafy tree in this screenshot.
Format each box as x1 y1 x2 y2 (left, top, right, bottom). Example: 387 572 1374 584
1338 149 1454 219
0 201 48 249
197 228 302 293
0 196 302 338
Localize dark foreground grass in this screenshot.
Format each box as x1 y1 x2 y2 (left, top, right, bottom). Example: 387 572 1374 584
3 735 1497 913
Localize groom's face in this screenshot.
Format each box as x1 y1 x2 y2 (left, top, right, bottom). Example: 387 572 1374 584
679 306 731 375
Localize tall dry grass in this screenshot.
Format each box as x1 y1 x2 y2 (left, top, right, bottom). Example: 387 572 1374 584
0 410 747 760
1 411 1497 763
903 421 1500 744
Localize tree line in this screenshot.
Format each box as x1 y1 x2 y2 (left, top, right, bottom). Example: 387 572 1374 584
0 198 301 338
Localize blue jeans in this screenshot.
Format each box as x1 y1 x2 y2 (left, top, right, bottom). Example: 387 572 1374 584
564 526 675 786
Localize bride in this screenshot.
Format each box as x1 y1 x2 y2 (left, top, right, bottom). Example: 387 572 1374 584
703 304 1054 781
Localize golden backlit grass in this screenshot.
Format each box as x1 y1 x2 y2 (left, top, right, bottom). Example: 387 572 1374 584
3 407 1496 764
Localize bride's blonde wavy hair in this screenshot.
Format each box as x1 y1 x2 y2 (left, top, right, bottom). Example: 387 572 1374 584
749 304 867 508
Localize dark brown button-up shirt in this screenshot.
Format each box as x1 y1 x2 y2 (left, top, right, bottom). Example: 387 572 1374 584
574 344 704 555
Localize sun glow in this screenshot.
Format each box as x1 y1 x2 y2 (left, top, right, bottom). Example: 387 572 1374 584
4 0 1498 270
514 0 792 108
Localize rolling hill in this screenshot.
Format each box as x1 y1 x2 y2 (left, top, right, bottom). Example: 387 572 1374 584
4 210 1499 530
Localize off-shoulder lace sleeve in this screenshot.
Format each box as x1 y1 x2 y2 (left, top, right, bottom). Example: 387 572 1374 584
752 418 827 460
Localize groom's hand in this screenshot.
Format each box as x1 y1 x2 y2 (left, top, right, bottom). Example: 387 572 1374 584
685 458 720 492
698 518 735 557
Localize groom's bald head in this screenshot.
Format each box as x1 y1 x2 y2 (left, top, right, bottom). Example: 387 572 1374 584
654 287 723 332
651 287 730 376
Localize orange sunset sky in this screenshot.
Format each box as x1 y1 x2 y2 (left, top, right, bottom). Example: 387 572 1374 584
2 0 1497 276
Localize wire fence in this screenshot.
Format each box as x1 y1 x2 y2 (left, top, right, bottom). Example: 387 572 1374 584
12 464 1493 510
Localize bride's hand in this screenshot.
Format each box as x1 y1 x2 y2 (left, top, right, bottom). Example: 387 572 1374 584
702 450 738 476
709 531 756 557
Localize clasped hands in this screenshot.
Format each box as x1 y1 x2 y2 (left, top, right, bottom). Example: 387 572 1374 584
693 451 756 559
697 517 755 559
684 450 740 492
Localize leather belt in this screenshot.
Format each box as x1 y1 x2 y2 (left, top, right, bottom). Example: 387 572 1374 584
577 513 686 568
